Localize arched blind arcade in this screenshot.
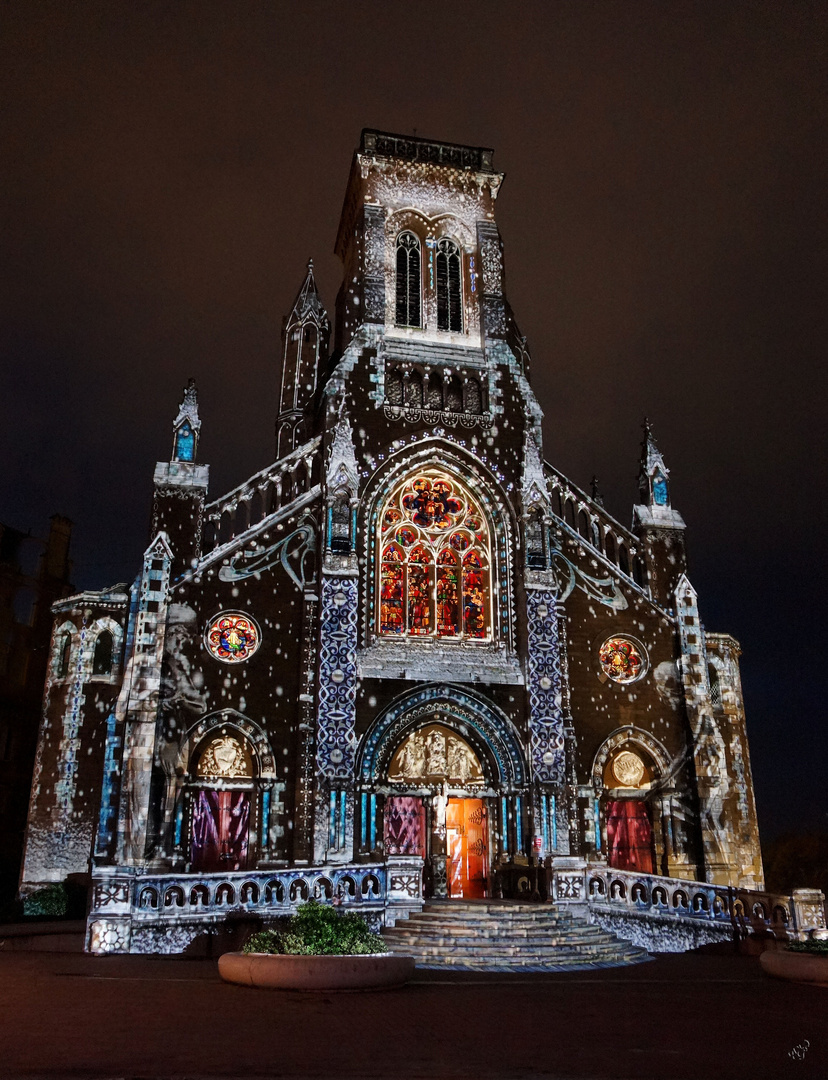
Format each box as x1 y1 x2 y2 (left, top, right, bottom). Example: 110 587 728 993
436 238 462 332
395 232 422 328
378 471 491 641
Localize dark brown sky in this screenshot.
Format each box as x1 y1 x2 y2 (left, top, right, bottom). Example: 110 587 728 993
2 1 826 838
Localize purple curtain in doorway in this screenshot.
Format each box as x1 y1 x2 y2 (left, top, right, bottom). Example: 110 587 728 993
191 789 250 872
384 796 425 856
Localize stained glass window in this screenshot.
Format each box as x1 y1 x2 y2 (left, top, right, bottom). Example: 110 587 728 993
205 613 260 663
598 637 646 684
377 471 491 641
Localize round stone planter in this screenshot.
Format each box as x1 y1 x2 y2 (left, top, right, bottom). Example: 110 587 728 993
218 951 415 992
760 948 828 988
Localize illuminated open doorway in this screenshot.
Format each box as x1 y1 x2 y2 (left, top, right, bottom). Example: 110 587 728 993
447 798 488 898
383 721 491 898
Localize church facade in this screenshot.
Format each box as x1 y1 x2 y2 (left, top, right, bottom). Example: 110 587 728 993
21 130 765 954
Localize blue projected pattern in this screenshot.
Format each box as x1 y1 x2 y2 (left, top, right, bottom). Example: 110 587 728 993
175 422 195 462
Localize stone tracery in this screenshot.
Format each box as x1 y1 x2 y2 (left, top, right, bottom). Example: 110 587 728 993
377 469 491 641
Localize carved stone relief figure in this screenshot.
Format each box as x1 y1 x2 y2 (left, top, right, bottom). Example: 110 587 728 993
387 723 483 784
197 734 251 778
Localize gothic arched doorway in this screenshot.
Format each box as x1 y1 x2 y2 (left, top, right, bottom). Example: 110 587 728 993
358 685 529 900
385 723 489 898
601 746 657 875
188 731 256 873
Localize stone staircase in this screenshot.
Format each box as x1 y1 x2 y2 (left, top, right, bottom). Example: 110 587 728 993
383 900 650 972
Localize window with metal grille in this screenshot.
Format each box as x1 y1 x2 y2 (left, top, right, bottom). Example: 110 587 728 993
395 233 422 327
436 239 462 332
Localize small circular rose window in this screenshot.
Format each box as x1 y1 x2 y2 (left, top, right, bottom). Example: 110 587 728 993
205 613 260 663
599 636 646 683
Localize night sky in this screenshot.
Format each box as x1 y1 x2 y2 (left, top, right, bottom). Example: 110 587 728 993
3 3 825 840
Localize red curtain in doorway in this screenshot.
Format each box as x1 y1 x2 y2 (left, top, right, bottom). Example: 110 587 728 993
606 800 654 874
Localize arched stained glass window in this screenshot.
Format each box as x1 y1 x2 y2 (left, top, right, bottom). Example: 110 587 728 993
436 239 463 332
395 232 422 328
377 471 491 641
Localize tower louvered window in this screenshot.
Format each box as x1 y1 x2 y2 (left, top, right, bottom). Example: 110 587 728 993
395 233 422 328
436 238 463 332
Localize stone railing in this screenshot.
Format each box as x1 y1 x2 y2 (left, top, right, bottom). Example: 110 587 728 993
201 437 320 554
548 858 826 952
382 403 493 429
87 856 424 955
543 464 647 590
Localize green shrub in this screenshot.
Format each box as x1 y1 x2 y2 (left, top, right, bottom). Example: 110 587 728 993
787 939 828 956
22 884 68 917
243 899 387 956
19 880 87 920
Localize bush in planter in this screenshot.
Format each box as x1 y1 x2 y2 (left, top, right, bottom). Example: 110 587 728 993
243 899 387 956
22 883 69 918
787 940 828 956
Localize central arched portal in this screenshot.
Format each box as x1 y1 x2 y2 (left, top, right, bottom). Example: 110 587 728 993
358 687 528 899
385 723 489 898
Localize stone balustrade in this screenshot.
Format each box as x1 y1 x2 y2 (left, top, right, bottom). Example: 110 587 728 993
548 859 826 952
86 857 824 956
87 857 424 954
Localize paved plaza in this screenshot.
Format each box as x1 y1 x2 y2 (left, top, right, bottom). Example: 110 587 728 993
0 948 825 1080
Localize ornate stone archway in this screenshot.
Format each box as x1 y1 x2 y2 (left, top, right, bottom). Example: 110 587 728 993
359 684 527 789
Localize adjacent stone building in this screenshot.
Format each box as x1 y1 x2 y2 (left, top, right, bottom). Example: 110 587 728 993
20 130 765 953
0 515 73 901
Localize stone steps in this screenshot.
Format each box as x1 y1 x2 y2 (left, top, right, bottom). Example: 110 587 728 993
383 900 649 972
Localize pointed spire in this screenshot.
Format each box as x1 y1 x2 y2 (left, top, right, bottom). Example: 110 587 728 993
172 378 201 462
639 417 670 508
288 258 329 328
591 475 604 507
276 261 331 458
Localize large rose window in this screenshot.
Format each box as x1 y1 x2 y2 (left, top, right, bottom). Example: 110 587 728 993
377 471 491 641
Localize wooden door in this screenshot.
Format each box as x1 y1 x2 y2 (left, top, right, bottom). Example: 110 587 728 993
446 798 488 898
